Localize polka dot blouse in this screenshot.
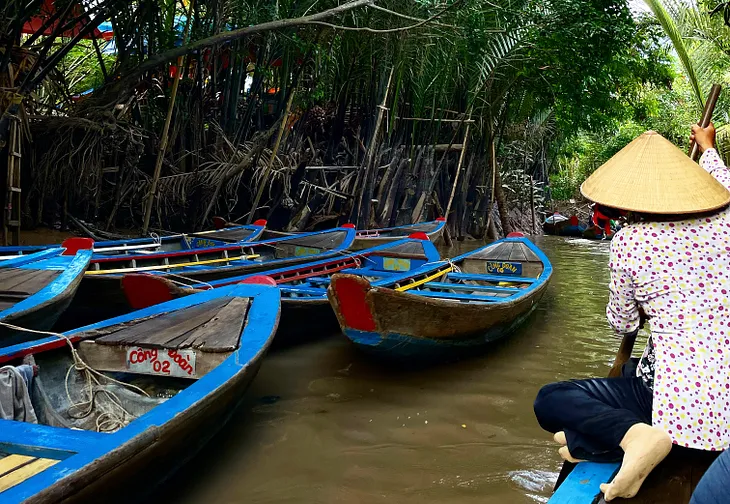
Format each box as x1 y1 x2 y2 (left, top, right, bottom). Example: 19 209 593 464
607 148 730 450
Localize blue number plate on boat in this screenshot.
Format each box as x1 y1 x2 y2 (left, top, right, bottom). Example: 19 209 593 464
486 261 522 275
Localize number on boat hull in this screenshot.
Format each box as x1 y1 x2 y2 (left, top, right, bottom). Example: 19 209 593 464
126 347 197 378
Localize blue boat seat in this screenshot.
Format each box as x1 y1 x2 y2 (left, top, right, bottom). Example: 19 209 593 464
446 272 538 284
423 281 521 294
302 277 331 286
281 286 326 297
411 290 509 302
339 268 394 278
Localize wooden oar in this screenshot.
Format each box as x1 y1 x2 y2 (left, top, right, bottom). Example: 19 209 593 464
689 84 722 162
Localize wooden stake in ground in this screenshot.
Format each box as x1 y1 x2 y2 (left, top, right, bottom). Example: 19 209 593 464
142 0 195 235
354 67 394 228
444 121 471 220
247 89 296 224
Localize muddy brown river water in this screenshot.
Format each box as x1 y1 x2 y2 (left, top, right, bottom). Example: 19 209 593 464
141 235 648 504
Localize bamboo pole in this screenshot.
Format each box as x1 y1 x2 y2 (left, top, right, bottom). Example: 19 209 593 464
142 0 195 235
354 67 394 227
247 89 296 224
444 122 471 219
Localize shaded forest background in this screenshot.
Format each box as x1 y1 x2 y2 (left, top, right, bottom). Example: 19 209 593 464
3 0 730 240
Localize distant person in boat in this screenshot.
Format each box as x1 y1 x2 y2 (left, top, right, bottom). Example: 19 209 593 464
533 129 730 501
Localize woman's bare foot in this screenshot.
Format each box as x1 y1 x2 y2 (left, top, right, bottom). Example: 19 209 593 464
554 431 585 463
599 423 672 501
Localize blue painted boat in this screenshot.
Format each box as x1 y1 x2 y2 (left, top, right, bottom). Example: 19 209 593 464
120 234 442 342
67 226 357 323
242 217 447 251
0 220 267 259
0 281 279 502
0 247 92 346
327 233 553 360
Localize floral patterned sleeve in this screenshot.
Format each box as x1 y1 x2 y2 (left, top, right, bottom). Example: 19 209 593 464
606 234 641 334
700 148 730 190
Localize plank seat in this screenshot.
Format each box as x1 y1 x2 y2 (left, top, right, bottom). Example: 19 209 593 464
339 268 394 277
83 297 249 352
446 272 538 284
301 277 331 286
281 286 326 297
0 268 62 311
423 281 521 294
411 290 508 302
0 454 60 493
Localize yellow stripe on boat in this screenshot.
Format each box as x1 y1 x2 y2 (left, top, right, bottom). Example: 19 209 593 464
0 455 60 492
396 267 453 292
85 254 261 275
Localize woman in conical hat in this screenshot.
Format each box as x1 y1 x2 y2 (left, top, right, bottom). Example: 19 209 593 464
533 127 730 501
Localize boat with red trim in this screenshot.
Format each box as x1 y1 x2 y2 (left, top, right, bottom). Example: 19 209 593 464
0 221 267 259
66 226 355 323
327 233 553 360
0 280 279 503
0 243 93 346
121 233 442 342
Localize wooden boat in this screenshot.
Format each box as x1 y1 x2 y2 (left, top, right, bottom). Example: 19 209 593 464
121 234 443 342
543 213 569 235
221 216 447 250
0 280 279 503
327 233 553 360
544 214 586 237
0 245 92 346
582 224 615 240
349 219 446 250
68 226 356 322
0 220 267 259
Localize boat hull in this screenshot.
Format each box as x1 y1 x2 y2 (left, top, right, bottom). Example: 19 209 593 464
26 356 264 504
328 274 549 360
350 221 445 250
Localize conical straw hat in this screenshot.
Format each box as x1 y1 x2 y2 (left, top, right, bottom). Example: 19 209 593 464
580 131 730 214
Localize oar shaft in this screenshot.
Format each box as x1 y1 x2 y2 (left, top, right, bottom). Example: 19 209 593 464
689 84 723 161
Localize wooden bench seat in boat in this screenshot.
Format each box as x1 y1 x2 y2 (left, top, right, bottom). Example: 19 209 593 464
414 291 508 302
284 286 327 297
0 454 60 493
446 272 538 284
76 297 250 379
423 281 521 294
189 228 253 243
0 269 62 310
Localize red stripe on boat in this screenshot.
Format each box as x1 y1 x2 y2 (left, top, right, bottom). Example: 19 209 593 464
408 232 429 240
332 276 376 332
122 274 175 310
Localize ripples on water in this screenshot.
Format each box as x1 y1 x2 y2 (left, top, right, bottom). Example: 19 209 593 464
150 236 649 504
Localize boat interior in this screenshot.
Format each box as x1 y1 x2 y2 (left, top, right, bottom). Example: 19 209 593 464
278 239 438 299
394 239 548 303
356 221 439 238
1 296 250 442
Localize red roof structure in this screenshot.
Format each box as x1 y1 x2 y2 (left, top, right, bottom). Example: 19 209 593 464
21 0 113 40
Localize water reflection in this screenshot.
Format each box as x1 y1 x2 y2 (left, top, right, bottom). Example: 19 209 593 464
149 235 645 503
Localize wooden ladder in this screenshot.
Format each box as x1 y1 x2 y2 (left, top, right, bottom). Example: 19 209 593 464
4 116 21 246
